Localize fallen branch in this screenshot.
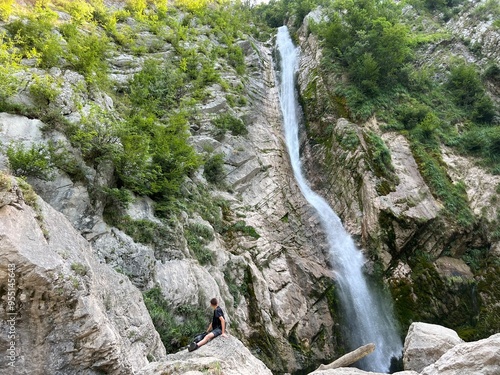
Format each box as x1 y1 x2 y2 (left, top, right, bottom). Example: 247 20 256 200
316 343 376 371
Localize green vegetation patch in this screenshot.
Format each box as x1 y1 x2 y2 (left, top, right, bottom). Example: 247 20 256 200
144 287 208 353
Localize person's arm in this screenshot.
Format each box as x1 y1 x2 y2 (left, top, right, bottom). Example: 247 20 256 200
206 322 212 333
219 316 227 336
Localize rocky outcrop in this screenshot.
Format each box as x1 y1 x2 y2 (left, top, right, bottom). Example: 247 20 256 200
403 322 463 373
0 176 166 374
139 335 273 375
295 1 499 343
420 333 500 375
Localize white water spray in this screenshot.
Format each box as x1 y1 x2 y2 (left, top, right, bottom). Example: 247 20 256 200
276 26 402 372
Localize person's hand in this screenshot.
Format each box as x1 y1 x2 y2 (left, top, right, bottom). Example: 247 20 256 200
221 333 228 338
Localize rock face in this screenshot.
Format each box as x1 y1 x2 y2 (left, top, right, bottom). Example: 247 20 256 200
420 333 500 375
0 15 341 375
0 177 166 374
139 335 273 375
403 322 463 372
295 1 500 343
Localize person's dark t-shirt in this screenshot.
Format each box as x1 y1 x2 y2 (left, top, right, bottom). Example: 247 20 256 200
212 306 224 330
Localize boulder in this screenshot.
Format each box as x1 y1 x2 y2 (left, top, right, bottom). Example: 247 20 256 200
138 335 273 375
403 322 463 372
421 333 500 375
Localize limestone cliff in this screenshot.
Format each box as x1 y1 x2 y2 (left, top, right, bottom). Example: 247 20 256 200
0 2 342 373
295 2 500 341
0 176 166 374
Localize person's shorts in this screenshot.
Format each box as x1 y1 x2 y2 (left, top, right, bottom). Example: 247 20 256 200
211 328 222 337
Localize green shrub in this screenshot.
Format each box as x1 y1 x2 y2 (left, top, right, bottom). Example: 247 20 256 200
6 143 56 180
144 287 208 353
446 62 484 110
71 263 88 276
60 22 110 85
395 102 431 130
0 171 12 191
203 153 225 185
0 57 21 103
68 105 121 166
0 0 13 21
364 131 397 182
29 74 61 106
320 0 412 93
185 223 215 265
129 59 186 116
472 0 500 21
411 143 475 227
102 187 134 210
227 44 246 75
105 214 164 246
5 7 64 68
224 220 260 239
212 113 247 138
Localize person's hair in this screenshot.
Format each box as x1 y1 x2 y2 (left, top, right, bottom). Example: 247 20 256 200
210 298 218 306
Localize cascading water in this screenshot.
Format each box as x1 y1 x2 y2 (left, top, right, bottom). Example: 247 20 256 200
276 26 403 373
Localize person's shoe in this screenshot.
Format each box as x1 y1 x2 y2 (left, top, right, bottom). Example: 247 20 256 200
188 342 198 352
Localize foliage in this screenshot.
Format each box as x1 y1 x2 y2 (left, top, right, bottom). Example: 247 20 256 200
0 35 21 102
318 0 412 95
211 113 247 139
29 73 61 106
16 177 39 208
411 143 475 227
59 22 110 85
185 223 215 265
144 287 208 353
203 153 226 185
128 59 186 117
5 143 56 181
462 247 489 273
68 105 121 166
0 0 13 21
5 6 64 68
364 131 397 182
0 171 12 191
105 213 170 246
71 263 88 276
472 0 500 21
446 61 495 123
252 0 287 29
224 220 260 239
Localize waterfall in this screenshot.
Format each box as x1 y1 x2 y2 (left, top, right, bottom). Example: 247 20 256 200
276 26 402 373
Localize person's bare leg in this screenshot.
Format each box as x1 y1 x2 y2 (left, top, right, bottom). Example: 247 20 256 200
197 332 215 348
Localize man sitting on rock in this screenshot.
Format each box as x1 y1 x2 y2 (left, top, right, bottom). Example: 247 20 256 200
189 298 227 351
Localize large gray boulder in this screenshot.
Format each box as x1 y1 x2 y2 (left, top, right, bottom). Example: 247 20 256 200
403 322 463 372
421 333 500 375
0 177 166 374
139 335 272 375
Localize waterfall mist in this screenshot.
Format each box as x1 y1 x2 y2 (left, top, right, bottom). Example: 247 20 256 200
276 26 402 373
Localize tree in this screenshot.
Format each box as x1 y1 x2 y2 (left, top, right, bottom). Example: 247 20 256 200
320 0 412 94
